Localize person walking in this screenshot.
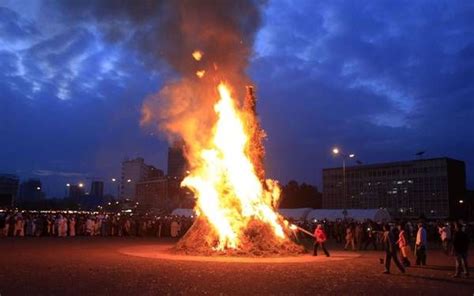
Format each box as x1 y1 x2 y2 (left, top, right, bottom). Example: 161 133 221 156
452 222 469 278
344 224 356 251
396 224 411 267
313 224 330 257
438 223 452 255
415 222 427 266
382 224 406 274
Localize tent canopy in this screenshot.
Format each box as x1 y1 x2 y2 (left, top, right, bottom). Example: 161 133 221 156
306 209 391 222
170 208 391 222
171 208 195 217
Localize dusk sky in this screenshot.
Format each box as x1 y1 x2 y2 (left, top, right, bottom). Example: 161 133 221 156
1 0 473 197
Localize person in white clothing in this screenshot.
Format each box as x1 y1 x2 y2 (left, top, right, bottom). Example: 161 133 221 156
170 220 180 238
415 223 427 265
69 217 76 237
86 217 95 236
57 215 67 237
14 214 24 237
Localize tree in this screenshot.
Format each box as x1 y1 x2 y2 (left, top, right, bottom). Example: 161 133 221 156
279 181 322 208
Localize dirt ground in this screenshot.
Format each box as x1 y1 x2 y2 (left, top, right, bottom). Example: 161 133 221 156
0 237 472 295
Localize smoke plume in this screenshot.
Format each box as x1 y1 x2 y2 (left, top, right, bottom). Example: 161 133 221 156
50 0 265 165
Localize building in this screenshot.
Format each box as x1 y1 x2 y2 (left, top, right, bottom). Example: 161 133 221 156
90 181 104 199
136 177 193 211
120 158 150 200
69 184 85 200
322 157 466 219
167 140 187 178
148 166 164 180
0 174 19 207
120 158 164 200
18 179 44 204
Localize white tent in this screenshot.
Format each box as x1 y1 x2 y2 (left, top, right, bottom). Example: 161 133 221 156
306 209 391 222
171 208 195 217
278 208 313 220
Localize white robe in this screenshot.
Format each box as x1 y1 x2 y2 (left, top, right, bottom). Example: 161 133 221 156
69 219 76 237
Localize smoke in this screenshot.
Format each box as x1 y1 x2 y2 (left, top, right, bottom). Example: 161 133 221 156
49 0 265 164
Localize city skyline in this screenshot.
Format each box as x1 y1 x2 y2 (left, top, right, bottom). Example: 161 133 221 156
1 1 474 198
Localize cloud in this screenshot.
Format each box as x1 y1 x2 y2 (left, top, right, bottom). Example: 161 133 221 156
32 169 87 178
0 0 473 197
250 0 474 186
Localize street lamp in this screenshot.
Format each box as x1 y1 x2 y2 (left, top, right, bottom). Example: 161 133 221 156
332 147 356 209
111 178 120 199
65 183 70 198
78 183 84 188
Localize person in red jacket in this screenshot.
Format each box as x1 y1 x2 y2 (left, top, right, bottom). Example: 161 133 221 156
313 224 330 257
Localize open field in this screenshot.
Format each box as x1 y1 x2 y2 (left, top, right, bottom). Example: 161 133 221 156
0 238 472 295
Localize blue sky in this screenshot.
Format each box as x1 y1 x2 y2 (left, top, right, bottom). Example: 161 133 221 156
1 0 473 197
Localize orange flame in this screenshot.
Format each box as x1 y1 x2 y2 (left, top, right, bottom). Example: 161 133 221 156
182 82 285 250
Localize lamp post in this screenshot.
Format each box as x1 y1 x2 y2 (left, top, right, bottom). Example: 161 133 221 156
112 178 120 200
332 147 355 209
65 183 70 198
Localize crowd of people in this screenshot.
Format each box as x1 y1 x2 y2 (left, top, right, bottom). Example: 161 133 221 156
0 211 193 238
1 210 471 277
295 219 470 278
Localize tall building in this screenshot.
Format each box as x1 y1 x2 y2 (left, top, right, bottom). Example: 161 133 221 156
0 174 19 207
167 140 187 178
90 181 104 199
120 158 163 200
136 177 192 210
18 179 44 204
322 157 466 219
69 184 85 200
147 165 164 180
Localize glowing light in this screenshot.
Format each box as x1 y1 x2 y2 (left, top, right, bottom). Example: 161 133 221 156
196 70 205 78
192 50 203 61
332 147 340 155
182 82 285 250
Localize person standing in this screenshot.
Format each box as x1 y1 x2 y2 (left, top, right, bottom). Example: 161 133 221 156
355 223 364 250
344 224 355 251
69 217 76 237
415 222 427 266
396 224 411 267
438 223 452 255
452 222 469 278
382 224 406 274
170 220 179 238
313 224 330 257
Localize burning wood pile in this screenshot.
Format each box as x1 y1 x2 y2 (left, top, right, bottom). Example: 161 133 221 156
140 1 304 256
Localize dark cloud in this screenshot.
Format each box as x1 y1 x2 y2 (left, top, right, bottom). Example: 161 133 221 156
0 0 473 197
251 0 474 187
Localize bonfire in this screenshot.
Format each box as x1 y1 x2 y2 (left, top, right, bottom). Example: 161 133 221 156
175 78 304 256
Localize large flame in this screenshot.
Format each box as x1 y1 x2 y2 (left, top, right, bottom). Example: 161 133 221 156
182 82 285 250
